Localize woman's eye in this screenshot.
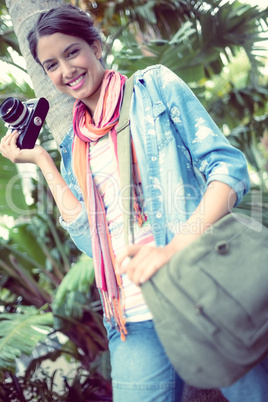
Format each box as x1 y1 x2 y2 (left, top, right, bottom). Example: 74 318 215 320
46 62 57 72
67 49 79 58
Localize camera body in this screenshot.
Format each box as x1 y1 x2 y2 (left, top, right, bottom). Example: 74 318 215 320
0 97 49 149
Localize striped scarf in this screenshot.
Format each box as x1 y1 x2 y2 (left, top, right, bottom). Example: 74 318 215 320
72 69 130 339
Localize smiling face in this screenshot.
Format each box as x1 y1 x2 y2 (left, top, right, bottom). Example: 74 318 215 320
37 32 105 114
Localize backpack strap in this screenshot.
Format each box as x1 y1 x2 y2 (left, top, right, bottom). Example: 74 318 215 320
117 74 135 246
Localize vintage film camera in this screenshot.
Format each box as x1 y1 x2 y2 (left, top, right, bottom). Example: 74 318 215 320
0 97 49 149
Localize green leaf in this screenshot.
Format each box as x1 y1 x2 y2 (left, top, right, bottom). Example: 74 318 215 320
0 307 53 374
0 156 29 218
52 254 95 329
7 222 47 267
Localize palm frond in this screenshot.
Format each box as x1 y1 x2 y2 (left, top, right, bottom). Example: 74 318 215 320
52 254 95 329
109 0 267 81
0 307 53 374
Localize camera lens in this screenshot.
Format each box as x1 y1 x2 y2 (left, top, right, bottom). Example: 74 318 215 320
0 97 29 128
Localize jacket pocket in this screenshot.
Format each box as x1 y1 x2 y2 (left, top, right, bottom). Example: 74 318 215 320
153 101 174 148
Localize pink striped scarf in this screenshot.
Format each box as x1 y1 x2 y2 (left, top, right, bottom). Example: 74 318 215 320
72 70 128 339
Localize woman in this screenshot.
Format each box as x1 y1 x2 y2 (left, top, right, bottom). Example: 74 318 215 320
1 4 267 401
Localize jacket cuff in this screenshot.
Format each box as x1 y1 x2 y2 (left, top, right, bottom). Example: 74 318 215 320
59 203 89 237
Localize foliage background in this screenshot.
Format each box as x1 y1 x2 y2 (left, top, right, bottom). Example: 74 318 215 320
0 0 267 400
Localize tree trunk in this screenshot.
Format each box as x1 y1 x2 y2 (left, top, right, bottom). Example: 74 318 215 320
5 0 74 146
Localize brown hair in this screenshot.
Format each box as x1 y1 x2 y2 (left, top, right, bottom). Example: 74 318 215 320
27 4 104 66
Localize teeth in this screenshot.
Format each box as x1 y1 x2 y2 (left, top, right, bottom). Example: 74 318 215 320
69 75 84 87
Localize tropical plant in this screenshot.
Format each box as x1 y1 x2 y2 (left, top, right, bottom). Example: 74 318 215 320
0 234 112 400
0 0 22 69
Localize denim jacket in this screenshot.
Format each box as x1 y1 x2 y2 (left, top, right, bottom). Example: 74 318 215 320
59 64 250 256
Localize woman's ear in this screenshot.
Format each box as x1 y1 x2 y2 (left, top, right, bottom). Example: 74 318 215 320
92 40 102 59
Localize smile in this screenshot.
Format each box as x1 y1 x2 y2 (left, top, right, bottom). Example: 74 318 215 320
67 74 85 87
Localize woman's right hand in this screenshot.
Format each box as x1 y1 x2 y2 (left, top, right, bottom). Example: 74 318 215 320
0 129 45 165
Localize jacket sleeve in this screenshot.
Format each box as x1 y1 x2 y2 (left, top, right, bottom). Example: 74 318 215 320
158 65 251 206
59 158 93 258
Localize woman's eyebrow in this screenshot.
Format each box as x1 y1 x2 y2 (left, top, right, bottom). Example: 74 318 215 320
62 43 80 55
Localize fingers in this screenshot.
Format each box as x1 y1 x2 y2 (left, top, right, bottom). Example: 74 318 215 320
115 245 169 286
0 130 19 148
115 244 141 268
0 130 20 161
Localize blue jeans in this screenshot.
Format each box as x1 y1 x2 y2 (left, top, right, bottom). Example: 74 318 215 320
104 318 268 402
221 358 268 402
104 319 184 402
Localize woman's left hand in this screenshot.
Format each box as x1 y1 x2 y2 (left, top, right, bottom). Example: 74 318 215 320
115 244 175 286
115 226 204 286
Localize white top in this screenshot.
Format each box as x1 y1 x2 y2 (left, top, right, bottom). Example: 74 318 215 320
89 135 153 322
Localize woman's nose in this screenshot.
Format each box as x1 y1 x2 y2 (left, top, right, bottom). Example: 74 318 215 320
61 61 76 78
